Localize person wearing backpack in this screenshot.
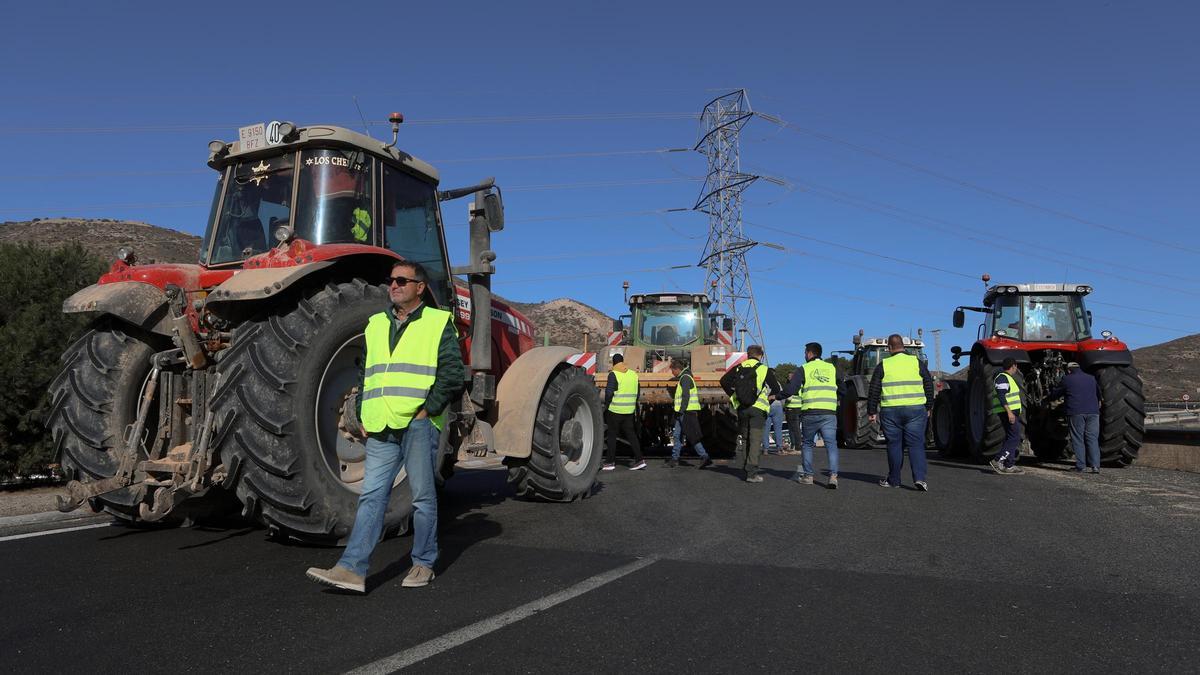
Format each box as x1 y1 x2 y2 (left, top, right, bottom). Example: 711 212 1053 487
720 344 782 482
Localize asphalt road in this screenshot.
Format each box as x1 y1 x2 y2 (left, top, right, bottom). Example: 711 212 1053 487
3 449 1199 673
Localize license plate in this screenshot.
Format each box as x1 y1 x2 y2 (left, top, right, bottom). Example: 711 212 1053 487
238 123 266 151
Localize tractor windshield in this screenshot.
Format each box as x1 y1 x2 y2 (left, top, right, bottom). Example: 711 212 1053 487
295 148 373 247
638 305 702 346
991 294 1091 341
864 346 925 372
206 154 295 264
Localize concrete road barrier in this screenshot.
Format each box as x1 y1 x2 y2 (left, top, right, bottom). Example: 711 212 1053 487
1139 428 1200 473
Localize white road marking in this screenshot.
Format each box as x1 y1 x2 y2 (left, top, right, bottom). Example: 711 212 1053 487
0 522 112 543
345 556 658 674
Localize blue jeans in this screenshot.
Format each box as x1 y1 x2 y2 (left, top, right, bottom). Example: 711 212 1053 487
880 405 928 486
763 403 785 452
671 417 709 460
798 413 839 477
1069 413 1100 470
337 418 439 576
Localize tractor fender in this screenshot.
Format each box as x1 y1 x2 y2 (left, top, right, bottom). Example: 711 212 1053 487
63 281 172 335
976 346 1030 366
204 261 335 306
492 346 582 458
1078 349 1133 368
844 374 869 400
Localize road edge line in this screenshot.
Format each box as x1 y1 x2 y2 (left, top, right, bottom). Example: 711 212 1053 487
0 522 113 543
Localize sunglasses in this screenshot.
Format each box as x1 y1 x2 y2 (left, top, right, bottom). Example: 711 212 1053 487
388 275 422 287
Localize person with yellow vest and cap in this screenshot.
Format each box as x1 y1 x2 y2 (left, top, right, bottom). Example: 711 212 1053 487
602 353 646 471
307 261 463 593
867 334 936 491
720 344 782 483
989 357 1026 475
778 342 841 489
667 357 713 469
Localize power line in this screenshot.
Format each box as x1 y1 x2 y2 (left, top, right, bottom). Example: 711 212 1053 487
754 111 1200 256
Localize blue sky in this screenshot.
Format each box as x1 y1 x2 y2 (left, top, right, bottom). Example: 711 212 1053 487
2 0 1197 368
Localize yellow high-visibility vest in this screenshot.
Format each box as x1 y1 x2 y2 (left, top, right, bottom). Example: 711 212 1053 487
991 372 1023 413
360 308 451 432
800 359 838 412
879 352 926 408
673 371 701 412
609 367 639 414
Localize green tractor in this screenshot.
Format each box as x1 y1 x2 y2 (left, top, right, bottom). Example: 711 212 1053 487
834 330 931 449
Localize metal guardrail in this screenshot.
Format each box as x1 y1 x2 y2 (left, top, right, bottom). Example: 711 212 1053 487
1144 401 1200 428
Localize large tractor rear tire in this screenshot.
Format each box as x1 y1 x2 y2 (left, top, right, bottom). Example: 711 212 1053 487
209 279 407 542
699 406 739 457
966 361 1006 462
932 380 967 457
1096 365 1144 466
507 365 604 501
838 394 878 449
47 323 166 520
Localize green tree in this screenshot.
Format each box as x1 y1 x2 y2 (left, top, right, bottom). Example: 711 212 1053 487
774 361 799 384
0 243 108 478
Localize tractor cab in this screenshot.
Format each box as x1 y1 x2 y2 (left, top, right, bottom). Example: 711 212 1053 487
954 283 1095 345
616 292 734 362
841 331 927 378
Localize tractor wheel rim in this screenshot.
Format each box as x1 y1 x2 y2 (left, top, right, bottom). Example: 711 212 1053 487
559 391 594 476
315 333 406 493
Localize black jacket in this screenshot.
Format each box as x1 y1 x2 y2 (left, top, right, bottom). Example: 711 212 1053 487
719 360 782 408
1048 369 1102 416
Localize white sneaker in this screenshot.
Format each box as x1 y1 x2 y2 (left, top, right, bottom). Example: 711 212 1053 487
629 461 647 471
601 464 616 471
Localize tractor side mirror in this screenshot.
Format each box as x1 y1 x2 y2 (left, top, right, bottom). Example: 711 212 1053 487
722 317 734 331
483 191 504 231
952 308 965 328
1086 310 1093 328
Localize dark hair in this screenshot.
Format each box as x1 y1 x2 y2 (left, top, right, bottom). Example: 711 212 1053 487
611 353 624 365
391 259 429 285
746 344 764 358
805 342 823 358
1001 357 1017 370
671 357 689 370
887 334 904 349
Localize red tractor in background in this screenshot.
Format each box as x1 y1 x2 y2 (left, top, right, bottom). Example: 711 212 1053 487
49 116 604 541
932 276 1145 465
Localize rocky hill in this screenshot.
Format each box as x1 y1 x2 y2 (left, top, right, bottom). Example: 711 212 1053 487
0 219 202 264
1132 334 1200 401
510 298 615 351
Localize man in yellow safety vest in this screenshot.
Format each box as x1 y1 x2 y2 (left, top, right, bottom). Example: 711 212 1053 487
720 344 782 483
867 334 936 491
668 357 713 469
307 261 464 593
777 342 841 489
989 357 1025 475
602 353 646 471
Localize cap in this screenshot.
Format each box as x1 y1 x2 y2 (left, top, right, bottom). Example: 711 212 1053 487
1067 361 1080 369
611 353 624 365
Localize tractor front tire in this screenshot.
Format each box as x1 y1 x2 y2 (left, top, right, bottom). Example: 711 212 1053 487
210 279 409 542
47 323 166 520
838 395 878 449
699 406 739 458
966 361 1006 462
506 366 604 501
1097 365 1144 466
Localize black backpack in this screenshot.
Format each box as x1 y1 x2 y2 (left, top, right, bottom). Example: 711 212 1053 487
733 362 763 410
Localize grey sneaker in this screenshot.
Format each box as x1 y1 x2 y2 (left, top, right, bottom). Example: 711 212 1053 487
879 478 897 488
698 458 713 470
306 565 365 593
401 565 435 588
629 461 647 471
798 474 814 485
828 474 839 489
915 481 929 492
1004 465 1025 475
1088 467 1100 474
601 464 616 472
745 473 764 483
989 459 1005 474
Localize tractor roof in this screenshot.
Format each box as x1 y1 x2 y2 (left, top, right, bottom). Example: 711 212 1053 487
858 336 925 349
207 124 439 183
983 283 1093 306
629 292 712 306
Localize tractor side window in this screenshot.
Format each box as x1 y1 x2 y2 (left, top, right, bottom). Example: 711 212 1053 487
992 296 1021 338
295 149 373 246
1072 303 1092 340
382 165 450 304
199 168 228 264
209 154 295 264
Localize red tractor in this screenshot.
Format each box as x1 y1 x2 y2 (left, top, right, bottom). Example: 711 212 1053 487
932 277 1144 465
49 117 604 541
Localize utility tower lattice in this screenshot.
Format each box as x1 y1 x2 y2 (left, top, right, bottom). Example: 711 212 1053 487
694 90 764 349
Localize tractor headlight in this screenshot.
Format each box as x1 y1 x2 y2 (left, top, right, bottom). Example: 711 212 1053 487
1101 330 1113 339
273 223 295 244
